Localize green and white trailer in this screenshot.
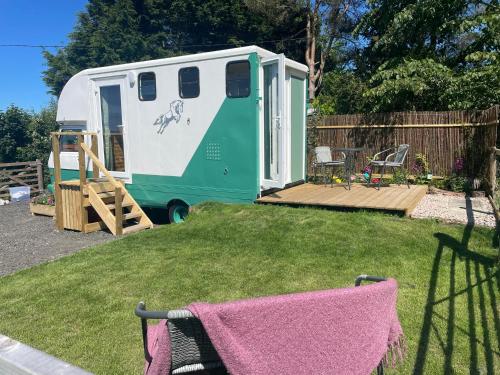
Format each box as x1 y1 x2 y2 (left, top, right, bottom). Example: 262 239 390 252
49 46 308 222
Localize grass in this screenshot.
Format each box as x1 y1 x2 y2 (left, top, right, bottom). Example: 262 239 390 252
0 202 498 374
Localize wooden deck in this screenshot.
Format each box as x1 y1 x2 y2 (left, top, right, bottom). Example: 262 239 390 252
257 183 428 216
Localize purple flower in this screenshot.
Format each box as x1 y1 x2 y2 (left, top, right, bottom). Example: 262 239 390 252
411 162 423 175
454 157 464 173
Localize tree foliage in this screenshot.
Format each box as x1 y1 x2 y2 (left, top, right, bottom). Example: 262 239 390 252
313 70 367 114
17 101 59 166
363 58 454 112
42 0 500 113
0 106 30 163
0 104 58 166
43 0 306 96
353 0 500 112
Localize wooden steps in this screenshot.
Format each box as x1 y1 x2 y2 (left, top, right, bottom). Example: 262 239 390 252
86 181 153 235
106 201 133 210
52 132 153 236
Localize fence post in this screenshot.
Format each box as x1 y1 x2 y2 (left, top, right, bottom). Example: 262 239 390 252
488 147 497 196
36 159 43 192
51 134 64 231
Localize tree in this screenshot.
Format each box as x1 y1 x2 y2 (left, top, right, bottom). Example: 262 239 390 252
363 58 453 112
356 0 499 110
17 101 59 167
44 0 307 96
313 70 367 114
168 0 305 61
304 0 361 100
44 0 173 96
0 106 30 163
446 54 500 109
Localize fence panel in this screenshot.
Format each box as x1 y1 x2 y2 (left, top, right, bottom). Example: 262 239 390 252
0 160 44 200
308 106 499 178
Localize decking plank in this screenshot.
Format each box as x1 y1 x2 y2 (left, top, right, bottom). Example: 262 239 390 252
257 183 427 214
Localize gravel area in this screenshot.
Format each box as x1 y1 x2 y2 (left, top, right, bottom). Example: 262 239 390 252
411 193 496 228
0 203 114 276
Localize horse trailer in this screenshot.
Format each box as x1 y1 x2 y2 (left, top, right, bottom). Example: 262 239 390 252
49 46 308 222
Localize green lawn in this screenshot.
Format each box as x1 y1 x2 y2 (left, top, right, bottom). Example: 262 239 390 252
0 203 498 374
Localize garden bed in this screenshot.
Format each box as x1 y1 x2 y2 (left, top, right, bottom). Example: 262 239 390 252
29 203 55 217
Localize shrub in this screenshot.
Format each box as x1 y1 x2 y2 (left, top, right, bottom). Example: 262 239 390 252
31 193 55 206
446 176 472 193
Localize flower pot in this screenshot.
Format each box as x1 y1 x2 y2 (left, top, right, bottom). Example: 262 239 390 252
30 203 56 217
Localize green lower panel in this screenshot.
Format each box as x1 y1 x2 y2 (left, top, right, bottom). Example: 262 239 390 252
48 169 93 192
127 177 257 207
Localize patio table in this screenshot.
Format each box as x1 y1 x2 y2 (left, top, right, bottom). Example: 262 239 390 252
332 147 364 190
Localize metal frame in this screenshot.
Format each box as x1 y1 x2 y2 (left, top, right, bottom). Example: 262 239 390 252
136 274 389 375
261 54 287 189
369 145 410 190
311 146 346 186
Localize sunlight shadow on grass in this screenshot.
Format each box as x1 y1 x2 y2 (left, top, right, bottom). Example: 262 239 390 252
413 197 498 374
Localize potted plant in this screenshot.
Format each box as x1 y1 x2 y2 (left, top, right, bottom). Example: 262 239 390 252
30 193 56 217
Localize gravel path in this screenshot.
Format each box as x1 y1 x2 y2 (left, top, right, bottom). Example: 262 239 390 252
0 203 114 276
411 193 496 228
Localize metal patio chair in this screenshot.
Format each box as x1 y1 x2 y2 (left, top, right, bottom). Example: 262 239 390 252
135 275 388 375
312 146 346 186
369 144 410 190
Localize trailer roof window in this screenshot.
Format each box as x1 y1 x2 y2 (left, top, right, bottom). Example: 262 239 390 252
226 61 250 98
179 67 200 99
138 72 156 101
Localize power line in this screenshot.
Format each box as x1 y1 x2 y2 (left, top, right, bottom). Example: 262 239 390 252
0 44 65 48
0 37 308 50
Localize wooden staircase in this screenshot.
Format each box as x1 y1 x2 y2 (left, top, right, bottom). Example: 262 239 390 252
51 132 153 236
85 178 153 235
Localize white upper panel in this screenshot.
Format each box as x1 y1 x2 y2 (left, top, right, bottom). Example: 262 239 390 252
56 46 307 124
56 74 90 124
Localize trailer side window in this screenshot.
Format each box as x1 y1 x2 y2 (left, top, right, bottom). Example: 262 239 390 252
226 61 250 98
138 72 156 101
179 67 200 98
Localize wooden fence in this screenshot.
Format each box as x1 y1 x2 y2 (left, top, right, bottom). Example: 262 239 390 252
0 160 44 200
308 106 499 178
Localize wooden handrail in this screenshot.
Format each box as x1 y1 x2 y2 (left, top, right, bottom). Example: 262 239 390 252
79 143 122 189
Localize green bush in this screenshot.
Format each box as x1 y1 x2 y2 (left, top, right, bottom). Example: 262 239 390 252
446 175 472 193
390 168 409 184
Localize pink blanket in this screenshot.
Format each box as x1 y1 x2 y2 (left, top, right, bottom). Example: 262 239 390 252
144 320 170 375
145 279 404 375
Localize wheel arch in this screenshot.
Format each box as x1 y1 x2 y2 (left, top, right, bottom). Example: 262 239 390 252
166 198 190 210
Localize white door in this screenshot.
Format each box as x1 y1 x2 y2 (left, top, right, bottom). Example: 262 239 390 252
94 77 130 179
262 54 286 189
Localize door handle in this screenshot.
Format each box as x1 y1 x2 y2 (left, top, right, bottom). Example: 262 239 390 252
274 116 281 129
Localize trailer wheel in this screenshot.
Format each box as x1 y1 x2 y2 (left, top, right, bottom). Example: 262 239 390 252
168 202 189 224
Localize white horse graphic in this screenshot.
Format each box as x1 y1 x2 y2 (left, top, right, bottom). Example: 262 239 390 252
154 100 184 134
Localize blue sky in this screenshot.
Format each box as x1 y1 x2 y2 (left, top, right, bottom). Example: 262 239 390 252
0 0 88 111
